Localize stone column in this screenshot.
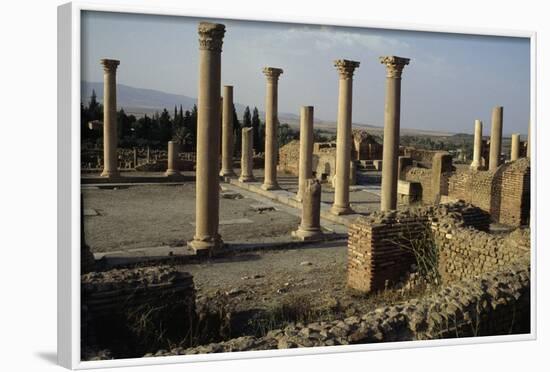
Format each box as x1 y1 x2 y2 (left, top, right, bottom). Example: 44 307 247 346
165 141 179 177
100 59 120 178
239 127 255 182
379 56 410 211
330 59 360 215
189 22 225 254
489 106 504 171
511 133 520 161
470 119 483 170
297 106 314 201
292 179 323 241
146 146 151 163
261 67 283 190
133 147 138 168
220 86 235 176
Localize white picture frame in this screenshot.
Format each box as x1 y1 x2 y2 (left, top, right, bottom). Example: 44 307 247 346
58 1 537 369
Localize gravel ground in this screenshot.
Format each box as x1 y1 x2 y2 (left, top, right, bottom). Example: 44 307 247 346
82 183 301 252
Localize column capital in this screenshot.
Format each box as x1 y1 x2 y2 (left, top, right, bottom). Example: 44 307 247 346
334 59 360 79
198 22 226 52
263 67 284 82
379 56 410 78
100 59 120 72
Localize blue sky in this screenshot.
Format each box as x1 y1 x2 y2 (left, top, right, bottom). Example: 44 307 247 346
81 11 530 135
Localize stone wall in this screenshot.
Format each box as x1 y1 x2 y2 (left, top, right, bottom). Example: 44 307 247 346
447 158 530 226
402 147 443 164
82 266 196 359
159 263 530 355
277 140 301 175
347 203 492 293
352 129 382 161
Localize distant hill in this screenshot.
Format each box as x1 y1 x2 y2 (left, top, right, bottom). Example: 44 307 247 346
81 81 456 137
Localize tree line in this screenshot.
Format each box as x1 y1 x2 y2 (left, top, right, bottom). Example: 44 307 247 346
81 90 301 154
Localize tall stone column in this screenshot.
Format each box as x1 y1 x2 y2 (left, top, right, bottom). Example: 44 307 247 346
189 22 226 254
470 119 483 170
239 127 255 182
220 85 235 176
100 59 120 178
379 56 410 211
292 179 323 241
489 106 504 171
261 67 283 190
165 141 179 177
511 133 520 161
330 59 360 215
297 106 314 201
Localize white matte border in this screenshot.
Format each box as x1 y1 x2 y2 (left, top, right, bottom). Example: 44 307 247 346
57 1 537 369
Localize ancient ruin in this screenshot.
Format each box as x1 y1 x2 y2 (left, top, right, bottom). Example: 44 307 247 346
79 19 532 361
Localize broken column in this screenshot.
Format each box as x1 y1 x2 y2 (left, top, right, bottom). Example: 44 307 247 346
511 133 520 161
262 67 283 190
330 59 360 215
239 127 255 182
489 106 503 171
189 22 226 254
165 141 180 177
471 119 483 170
297 106 314 201
146 146 151 163
100 58 120 178
220 85 235 176
379 56 410 211
292 179 323 241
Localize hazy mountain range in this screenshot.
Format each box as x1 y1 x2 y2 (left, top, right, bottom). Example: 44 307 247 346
81 81 455 137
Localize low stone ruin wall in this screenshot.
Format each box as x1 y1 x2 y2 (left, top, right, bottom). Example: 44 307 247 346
278 140 301 175
82 266 196 360
402 147 443 164
135 159 195 172
157 263 530 355
347 202 492 293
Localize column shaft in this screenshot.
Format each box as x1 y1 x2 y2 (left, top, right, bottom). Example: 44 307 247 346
471 120 483 170
165 141 179 176
220 86 235 176
489 106 503 171
189 22 225 254
511 133 520 161
100 59 120 178
262 67 283 190
297 106 314 201
380 56 409 211
239 127 255 182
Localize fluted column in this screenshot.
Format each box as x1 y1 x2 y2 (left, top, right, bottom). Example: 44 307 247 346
100 59 120 178
489 106 504 171
471 119 483 170
220 85 235 176
165 141 179 177
239 127 255 182
330 59 360 215
189 22 225 254
511 133 520 161
297 106 314 201
380 56 410 211
261 67 283 190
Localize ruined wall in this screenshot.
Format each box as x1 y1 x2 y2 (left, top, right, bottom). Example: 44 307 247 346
277 140 301 175
352 129 383 161
82 266 196 359
159 263 530 355
448 158 530 226
402 147 443 164
404 167 433 203
347 203 491 293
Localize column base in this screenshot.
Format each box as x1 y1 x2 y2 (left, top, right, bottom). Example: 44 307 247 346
261 182 280 191
239 175 256 183
188 235 224 256
165 169 183 177
220 169 236 177
292 227 324 241
100 170 120 178
330 204 354 216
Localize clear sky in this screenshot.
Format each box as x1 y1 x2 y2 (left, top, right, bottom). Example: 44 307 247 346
81 11 530 135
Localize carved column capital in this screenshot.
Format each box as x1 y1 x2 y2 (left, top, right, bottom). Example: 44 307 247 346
334 59 360 79
198 22 226 52
263 67 284 82
379 56 410 78
100 59 120 73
